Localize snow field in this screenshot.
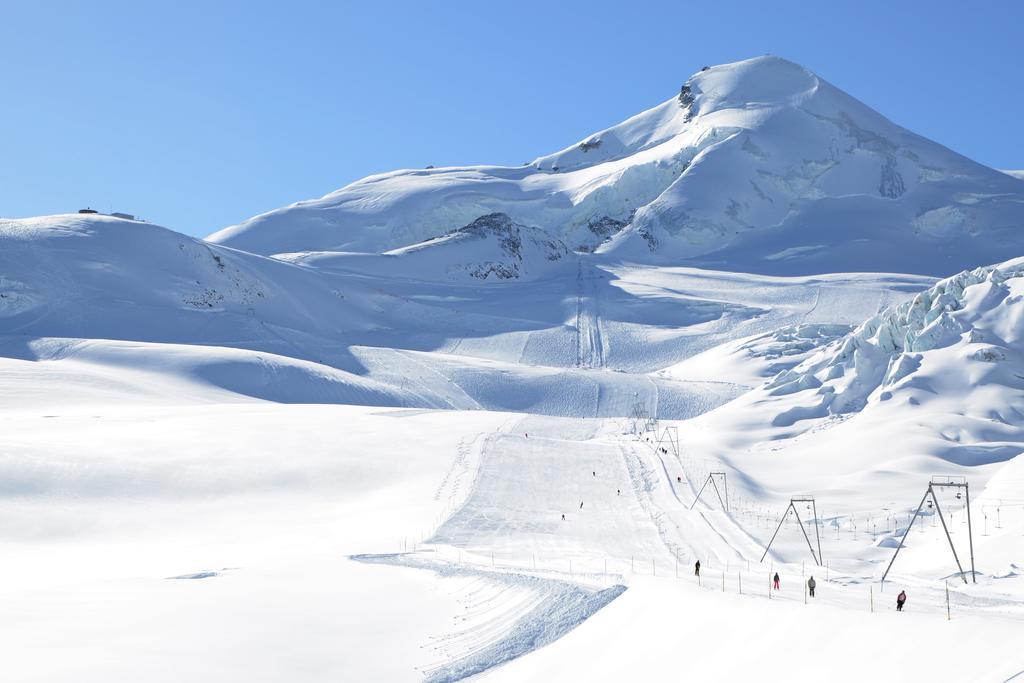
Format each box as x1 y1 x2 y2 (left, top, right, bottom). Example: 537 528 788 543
2 214 1023 680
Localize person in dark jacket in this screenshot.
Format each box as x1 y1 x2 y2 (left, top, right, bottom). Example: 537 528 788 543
773 572 781 590
694 560 701 577
807 576 816 597
897 590 907 611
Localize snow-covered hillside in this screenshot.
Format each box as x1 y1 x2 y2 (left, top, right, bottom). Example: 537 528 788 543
685 257 1024 505
762 256 1024 424
280 213 571 282
4 57 1024 683
210 56 1024 276
1 213 930 418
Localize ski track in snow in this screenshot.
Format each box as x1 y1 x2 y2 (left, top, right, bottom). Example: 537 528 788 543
350 552 625 683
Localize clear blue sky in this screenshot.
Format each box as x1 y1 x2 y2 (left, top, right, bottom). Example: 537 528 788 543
2 0 1021 237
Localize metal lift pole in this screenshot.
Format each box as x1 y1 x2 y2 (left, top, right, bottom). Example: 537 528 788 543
690 476 712 511
709 475 727 512
760 503 792 563
811 498 823 564
964 483 976 584
932 487 968 585
791 506 820 565
881 487 930 583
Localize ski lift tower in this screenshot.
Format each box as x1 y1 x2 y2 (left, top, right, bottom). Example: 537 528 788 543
654 426 680 460
630 401 650 435
690 472 729 512
882 475 976 584
760 496 823 566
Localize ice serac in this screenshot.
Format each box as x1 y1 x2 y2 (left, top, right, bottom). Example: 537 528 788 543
208 56 1024 276
739 256 1024 459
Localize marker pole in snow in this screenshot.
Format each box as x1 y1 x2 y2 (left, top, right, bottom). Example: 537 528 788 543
870 585 874 613
721 571 725 592
946 581 950 620
768 573 771 599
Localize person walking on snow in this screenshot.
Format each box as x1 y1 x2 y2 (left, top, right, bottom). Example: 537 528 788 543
579 500 584 509
773 572 780 590
694 560 701 577
897 590 907 611
561 513 565 521
807 576 816 597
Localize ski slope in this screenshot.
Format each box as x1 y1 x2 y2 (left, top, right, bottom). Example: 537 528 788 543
4 56 1024 682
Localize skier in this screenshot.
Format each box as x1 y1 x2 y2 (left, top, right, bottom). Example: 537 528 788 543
579 500 584 509
592 471 596 477
617 489 621 496
561 513 565 521
807 576 816 598
897 590 907 612
676 476 682 483
694 560 701 577
773 572 780 590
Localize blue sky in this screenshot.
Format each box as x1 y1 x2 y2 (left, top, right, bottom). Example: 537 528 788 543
2 0 1021 237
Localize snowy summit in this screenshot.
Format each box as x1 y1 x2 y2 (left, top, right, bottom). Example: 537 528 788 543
211 56 1024 276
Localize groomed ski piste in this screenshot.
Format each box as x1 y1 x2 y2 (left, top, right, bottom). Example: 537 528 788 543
3 56 1024 682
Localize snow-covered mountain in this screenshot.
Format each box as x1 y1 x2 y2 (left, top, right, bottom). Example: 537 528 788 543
210 56 1024 276
5 56 1024 683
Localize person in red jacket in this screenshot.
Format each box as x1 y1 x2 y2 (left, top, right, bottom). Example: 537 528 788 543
897 590 907 611
773 572 781 590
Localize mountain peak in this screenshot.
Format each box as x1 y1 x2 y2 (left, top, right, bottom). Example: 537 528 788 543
208 58 1024 276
